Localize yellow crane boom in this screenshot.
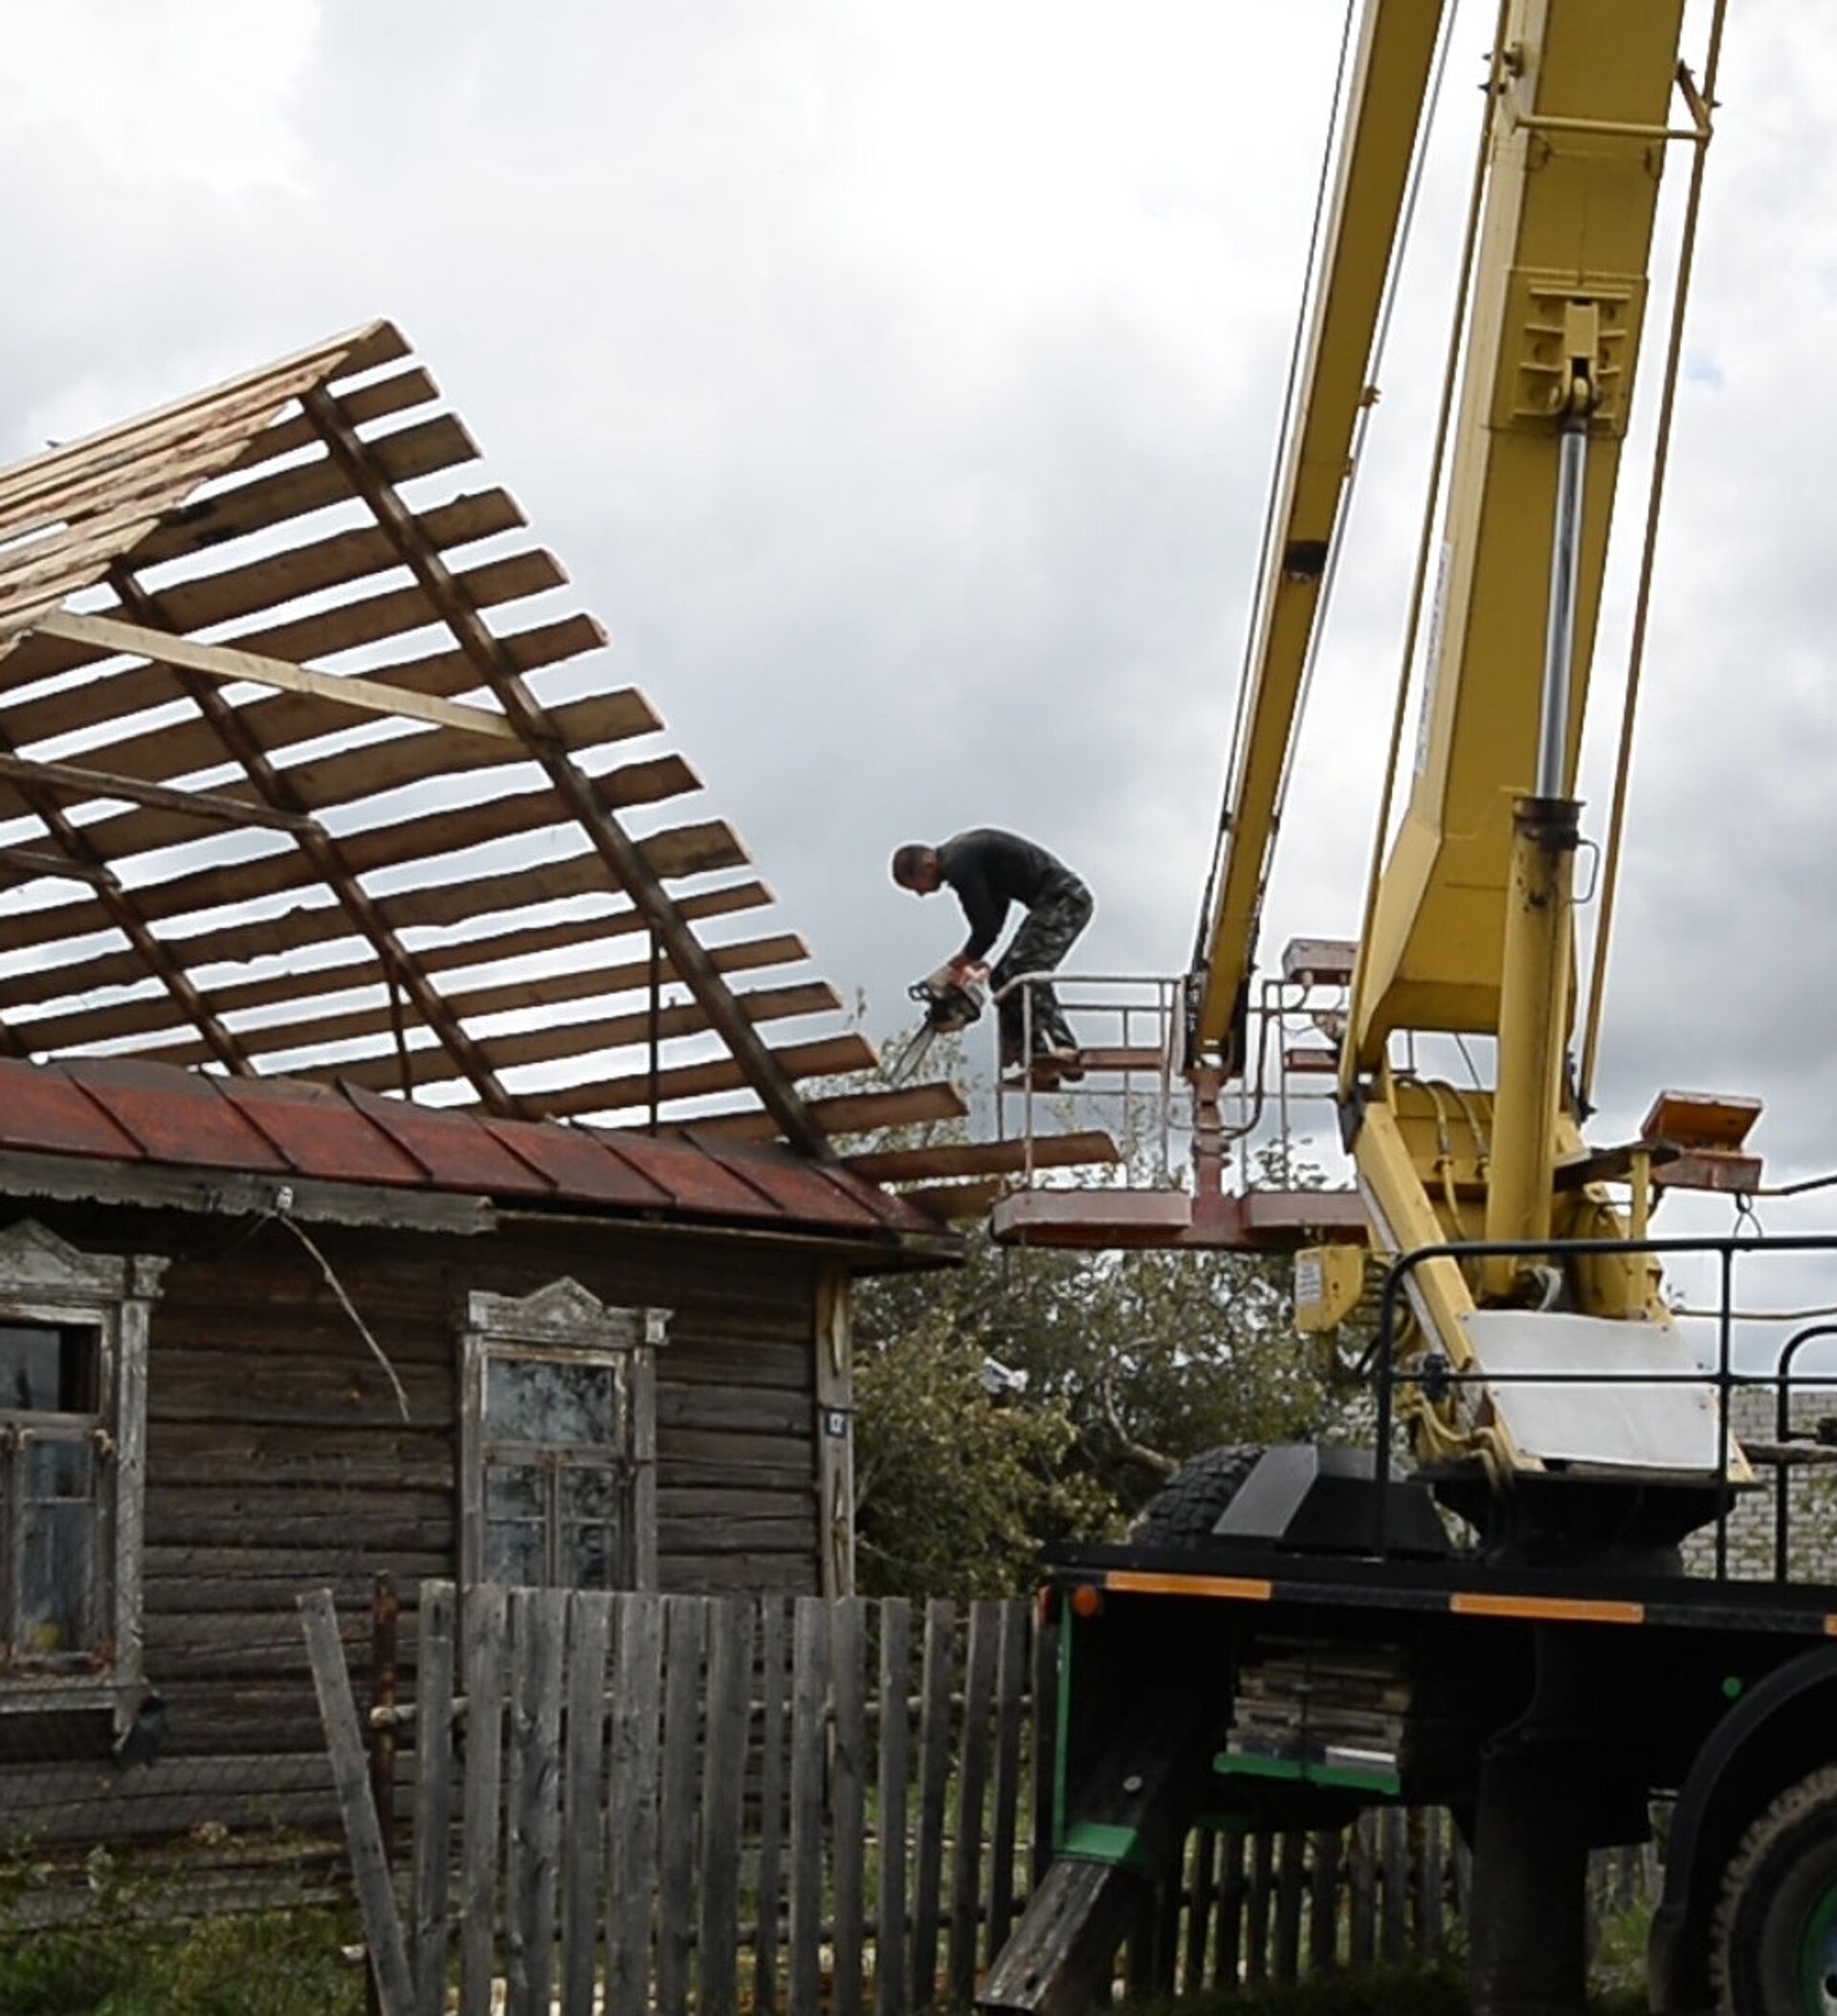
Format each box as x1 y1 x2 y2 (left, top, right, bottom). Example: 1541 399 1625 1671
1196 0 1732 1487
1195 0 1448 1072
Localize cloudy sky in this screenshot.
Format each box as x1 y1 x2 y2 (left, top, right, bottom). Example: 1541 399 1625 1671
7 0 1837 1317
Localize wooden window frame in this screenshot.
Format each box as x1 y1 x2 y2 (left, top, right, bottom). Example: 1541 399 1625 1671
0 1221 166 1725
458 1278 667 1594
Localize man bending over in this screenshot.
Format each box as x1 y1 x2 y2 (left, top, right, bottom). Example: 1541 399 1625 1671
891 829 1093 1080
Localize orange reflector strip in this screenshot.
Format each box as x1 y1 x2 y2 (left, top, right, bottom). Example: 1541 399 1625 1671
1824 1615 1837 1636
1102 1570 1273 1603
1450 1593 1644 1627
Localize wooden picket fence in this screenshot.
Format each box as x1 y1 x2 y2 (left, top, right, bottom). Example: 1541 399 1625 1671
299 1584 1655 2016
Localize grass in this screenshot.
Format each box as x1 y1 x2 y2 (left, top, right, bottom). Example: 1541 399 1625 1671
0 1844 364 2016
0 1909 365 2016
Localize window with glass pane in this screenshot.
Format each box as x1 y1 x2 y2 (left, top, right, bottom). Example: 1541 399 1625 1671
0 1322 104 1669
480 1351 631 1590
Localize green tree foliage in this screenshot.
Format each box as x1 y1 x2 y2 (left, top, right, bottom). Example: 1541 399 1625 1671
853 1218 1352 1599
853 1298 1115 1600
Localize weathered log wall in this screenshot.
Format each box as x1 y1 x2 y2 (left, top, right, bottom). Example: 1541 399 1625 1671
0 1195 831 1855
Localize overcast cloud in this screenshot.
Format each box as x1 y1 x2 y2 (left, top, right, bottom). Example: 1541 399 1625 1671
7 1 1837 1316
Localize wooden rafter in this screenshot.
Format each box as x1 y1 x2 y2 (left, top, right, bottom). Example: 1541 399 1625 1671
0 752 316 833
299 381 835 1162
0 715 255 1074
101 562 520 1118
0 845 115 887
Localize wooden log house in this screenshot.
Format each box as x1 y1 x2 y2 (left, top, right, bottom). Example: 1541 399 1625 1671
0 324 970 1847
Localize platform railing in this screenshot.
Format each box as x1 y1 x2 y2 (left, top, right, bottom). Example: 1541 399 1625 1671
1371 1231 1837 1577
988 967 1349 1202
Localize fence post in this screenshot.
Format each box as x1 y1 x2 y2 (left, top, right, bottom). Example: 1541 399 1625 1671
409 1581 456 2016
987 1600 1029 1966
947 1604 999 2007
1029 1602 1058 1894
910 1599 956 2008
1273 1831 1305 1983
1308 1828 1339 1976
876 1599 914 2016
832 1597 869 2016
789 1597 832 2016
701 1599 756 2016
1349 1812 1377 1969
606 1592 663 2016
1246 1831 1274 1984
658 1597 709 2016
504 1589 565 2016
367 1570 400 2016
561 1594 613 2016
459 1584 509 2016
299 1586 415 2016
756 1597 790 2016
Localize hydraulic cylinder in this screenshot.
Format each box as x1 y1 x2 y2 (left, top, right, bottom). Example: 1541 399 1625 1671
1483 794 1580 1298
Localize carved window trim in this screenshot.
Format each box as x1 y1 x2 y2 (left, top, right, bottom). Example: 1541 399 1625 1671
0 1220 166 1720
458 1278 667 1593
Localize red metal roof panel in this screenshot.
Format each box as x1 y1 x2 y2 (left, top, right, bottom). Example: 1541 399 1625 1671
0 1055 144 1161
221 1076 430 1187
587 1129 788 1220
481 1119 675 1210
62 1059 291 1173
705 1141 887 1230
0 1060 933 1244
803 1157 940 1233
341 1085 555 1196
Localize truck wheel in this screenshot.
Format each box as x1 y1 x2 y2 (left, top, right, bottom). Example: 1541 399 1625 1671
1712 1762 1837 2014
1129 1445 1263 1547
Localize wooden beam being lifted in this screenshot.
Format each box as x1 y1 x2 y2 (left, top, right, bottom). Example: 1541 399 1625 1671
30 609 519 741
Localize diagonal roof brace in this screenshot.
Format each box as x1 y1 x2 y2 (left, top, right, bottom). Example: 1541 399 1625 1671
29 610 520 741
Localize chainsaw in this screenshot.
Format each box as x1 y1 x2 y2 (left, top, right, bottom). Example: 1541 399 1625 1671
885 965 987 1084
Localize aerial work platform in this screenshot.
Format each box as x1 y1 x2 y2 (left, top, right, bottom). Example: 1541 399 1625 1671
964 949 1364 1252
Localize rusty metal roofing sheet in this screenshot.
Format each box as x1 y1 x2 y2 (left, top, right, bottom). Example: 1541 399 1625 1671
0 1056 938 1244
591 1129 791 1220
221 1075 430 1187
341 1085 553 1197
0 1056 144 1161
61 1058 293 1174
706 1140 890 1230
480 1119 675 1211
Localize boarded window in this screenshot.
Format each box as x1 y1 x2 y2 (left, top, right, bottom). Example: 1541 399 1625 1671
461 1280 667 1593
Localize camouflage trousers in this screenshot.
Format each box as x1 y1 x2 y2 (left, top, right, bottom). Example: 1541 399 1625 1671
992 874 1094 1060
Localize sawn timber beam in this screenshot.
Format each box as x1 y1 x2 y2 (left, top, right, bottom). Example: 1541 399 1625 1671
29 609 520 742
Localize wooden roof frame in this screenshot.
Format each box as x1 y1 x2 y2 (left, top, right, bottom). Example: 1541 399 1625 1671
0 320 965 1160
